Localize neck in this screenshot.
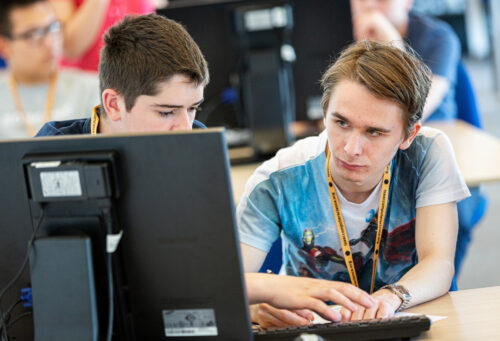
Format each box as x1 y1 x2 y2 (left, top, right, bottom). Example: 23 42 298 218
98 110 116 134
334 181 378 204
10 69 55 85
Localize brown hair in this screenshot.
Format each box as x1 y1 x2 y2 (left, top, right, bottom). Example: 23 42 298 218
320 40 431 138
0 0 46 37
99 14 209 111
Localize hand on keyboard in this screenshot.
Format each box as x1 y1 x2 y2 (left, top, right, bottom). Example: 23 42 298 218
340 287 402 321
246 274 376 328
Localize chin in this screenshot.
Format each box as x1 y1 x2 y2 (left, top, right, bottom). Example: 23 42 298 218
336 171 365 185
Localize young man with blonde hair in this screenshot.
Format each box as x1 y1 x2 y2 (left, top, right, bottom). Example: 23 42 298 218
237 40 470 327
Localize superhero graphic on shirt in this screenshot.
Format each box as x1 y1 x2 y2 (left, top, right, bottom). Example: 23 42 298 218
297 214 416 282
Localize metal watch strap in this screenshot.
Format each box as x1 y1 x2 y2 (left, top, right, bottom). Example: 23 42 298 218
381 283 411 312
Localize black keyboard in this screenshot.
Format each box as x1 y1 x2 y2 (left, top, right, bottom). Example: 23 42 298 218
254 315 431 341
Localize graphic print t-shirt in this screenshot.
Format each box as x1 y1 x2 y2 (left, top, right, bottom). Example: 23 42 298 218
237 128 470 291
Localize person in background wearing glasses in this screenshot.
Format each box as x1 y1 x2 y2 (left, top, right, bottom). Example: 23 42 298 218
0 0 99 138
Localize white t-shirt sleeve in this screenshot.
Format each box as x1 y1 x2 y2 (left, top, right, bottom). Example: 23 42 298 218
236 159 282 253
415 130 470 208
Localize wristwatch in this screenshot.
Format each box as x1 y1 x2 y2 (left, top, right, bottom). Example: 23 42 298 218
380 283 412 312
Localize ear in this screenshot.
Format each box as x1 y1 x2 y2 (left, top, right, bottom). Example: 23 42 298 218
102 89 125 122
399 121 421 150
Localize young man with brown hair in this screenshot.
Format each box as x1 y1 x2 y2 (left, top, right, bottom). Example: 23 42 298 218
237 40 470 327
37 13 208 135
36 14 376 323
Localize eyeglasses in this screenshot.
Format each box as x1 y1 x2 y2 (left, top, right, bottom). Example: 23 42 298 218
9 21 62 45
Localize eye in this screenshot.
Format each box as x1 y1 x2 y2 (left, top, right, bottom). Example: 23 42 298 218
189 106 202 114
158 111 174 117
367 129 381 137
336 119 348 128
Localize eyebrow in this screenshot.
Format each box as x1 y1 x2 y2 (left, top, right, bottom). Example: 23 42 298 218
151 99 204 109
331 112 392 133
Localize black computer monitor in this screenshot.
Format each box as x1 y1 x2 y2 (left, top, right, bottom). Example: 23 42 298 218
0 129 252 340
161 0 353 124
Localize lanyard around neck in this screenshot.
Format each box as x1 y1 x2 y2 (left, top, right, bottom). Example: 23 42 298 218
8 73 57 136
90 106 100 135
325 147 391 294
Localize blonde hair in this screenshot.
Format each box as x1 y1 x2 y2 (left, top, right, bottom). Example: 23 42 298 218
320 40 431 138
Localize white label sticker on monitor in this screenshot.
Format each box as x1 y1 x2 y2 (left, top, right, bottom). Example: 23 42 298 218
40 170 82 197
162 309 218 337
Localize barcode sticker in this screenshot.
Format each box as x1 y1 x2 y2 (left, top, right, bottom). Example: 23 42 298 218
162 308 218 337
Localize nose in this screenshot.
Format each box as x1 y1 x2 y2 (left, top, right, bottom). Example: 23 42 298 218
39 30 60 48
171 110 192 131
344 132 363 157
357 0 377 11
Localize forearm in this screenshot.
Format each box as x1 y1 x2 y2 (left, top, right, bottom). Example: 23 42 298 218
54 0 110 59
396 255 454 308
421 75 450 121
245 273 273 305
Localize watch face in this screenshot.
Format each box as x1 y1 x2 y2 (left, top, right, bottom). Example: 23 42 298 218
394 284 411 298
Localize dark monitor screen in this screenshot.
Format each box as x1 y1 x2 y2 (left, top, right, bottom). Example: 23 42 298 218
0 129 252 340
160 0 353 124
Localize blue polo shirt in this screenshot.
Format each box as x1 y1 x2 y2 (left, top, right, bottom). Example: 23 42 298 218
36 107 206 136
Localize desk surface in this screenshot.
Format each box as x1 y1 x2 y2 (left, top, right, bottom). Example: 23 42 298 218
426 120 500 187
230 120 500 202
406 286 499 340
230 162 261 204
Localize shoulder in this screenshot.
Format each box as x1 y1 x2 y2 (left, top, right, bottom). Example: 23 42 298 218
58 69 99 88
263 131 325 172
36 118 91 136
408 12 459 52
394 126 457 181
413 126 452 152
193 120 206 129
409 12 456 37
402 126 452 161
245 131 327 192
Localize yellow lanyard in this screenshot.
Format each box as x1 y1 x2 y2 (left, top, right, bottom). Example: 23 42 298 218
8 73 57 136
325 148 391 294
90 106 100 135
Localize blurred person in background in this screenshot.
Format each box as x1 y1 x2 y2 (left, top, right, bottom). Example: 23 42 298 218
350 0 460 122
0 0 99 139
49 0 155 72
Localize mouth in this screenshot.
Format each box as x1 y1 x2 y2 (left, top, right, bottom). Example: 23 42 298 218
337 158 365 171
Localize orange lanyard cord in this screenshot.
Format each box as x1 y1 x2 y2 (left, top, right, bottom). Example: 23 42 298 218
90 106 100 135
325 147 391 294
8 73 57 136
